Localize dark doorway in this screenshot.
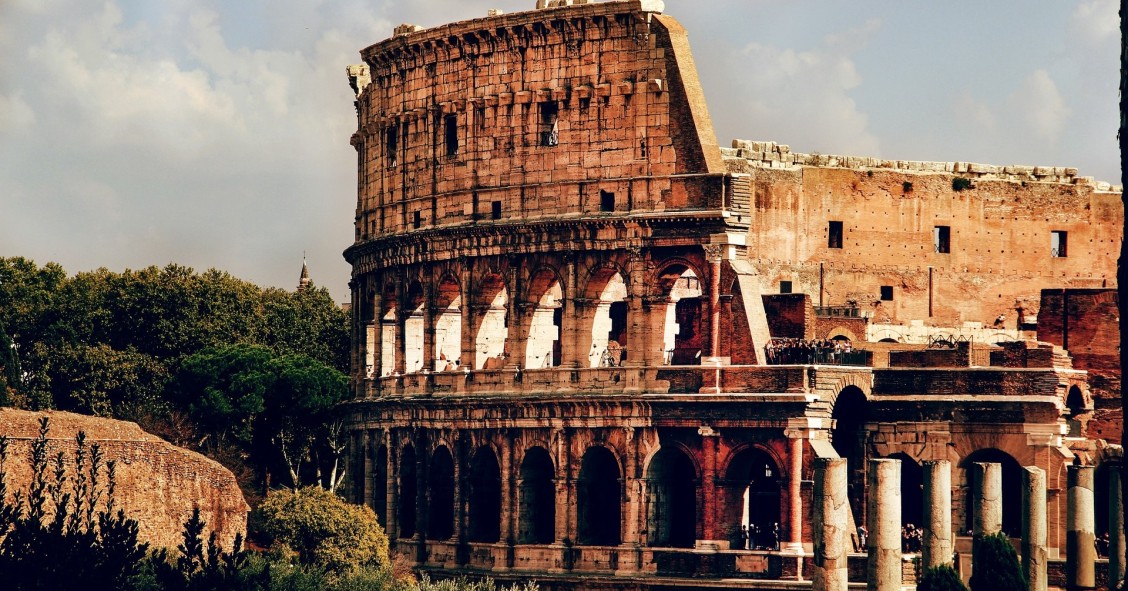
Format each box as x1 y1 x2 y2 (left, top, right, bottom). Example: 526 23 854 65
577 446 622 546
468 447 502 543
646 446 698 547
518 446 556 544
725 447 782 550
832 386 870 524
428 446 455 540
374 445 388 527
399 445 417 539
888 453 923 529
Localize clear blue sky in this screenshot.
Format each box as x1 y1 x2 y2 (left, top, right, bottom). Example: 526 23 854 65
0 0 1118 302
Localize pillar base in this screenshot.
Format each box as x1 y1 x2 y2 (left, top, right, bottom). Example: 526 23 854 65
694 540 730 552
780 542 806 554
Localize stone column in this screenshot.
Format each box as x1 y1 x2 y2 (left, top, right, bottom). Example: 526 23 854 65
784 432 804 552
1110 459 1126 590
922 459 952 569
867 459 902 591
698 428 720 546
560 254 579 368
459 267 474 370
1022 466 1047 591
973 462 1002 537
1067 464 1096 591
812 458 848 591
708 254 722 358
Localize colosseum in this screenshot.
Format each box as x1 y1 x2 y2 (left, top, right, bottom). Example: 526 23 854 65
340 1 1123 588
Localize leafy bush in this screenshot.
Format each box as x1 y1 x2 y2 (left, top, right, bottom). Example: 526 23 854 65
417 576 539 591
253 486 389 573
952 177 973 192
919 564 968 591
969 532 1024 591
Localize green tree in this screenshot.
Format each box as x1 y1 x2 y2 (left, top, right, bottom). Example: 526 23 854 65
45 343 168 417
253 486 389 574
919 565 968 591
969 532 1024 591
262 285 349 372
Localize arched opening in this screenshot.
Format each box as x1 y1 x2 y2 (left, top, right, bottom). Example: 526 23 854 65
399 444 417 538
475 273 509 370
657 265 704 365
961 449 1023 536
646 446 697 548
577 446 622 546
879 338 899 343
468 446 502 543
373 444 388 527
405 281 425 373
428 446 455 540
888 453 924 532
525 269 563 369
434 274 462 371
1066 385 1086 437
380 283 398 376
724 447 782 550
832 386 870 525
585 267 628 367
518 446 556 544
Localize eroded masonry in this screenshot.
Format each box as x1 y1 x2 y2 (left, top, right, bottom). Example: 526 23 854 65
340 1 1123 588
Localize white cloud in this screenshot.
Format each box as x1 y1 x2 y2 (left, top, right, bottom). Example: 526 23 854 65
1069 0 1117 45
0 92 36 133
1007 69 1071 143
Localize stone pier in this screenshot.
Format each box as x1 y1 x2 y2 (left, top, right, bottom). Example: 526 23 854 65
923 460 952 569
1109 454 1125 591
1022 466 1047 591
1067 464 1095 591
812 458 848 591
973 462 1003 537
868 459 901 591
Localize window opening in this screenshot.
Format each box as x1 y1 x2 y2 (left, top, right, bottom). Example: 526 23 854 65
600 190 615 212
539 101 559 147
1051 231 1068 257
444 114 458 157
491 200 502 220
880 286 893 301
386 126 398 167
934 226 950 254
828 221 843 249
412 210 421 229
780 281 792 294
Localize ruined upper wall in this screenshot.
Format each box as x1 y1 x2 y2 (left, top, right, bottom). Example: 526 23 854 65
348 0 723 244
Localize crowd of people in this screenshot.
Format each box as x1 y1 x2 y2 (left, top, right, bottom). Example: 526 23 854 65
764 338 855 365
738 523 781 551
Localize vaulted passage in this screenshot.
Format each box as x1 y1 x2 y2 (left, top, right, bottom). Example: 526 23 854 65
577 446 621 546
586 269 628 367
434 275 462 370
468 447 502 543
525 269 563 369
373 444 388 527
428 446 455 540
475 273 509 370
658 266 703 365
405 281 425 373
399 444 417 538
724 447 782 550
380 283 398 377
646 446 697 548
831 386 869 525
518 446 556 544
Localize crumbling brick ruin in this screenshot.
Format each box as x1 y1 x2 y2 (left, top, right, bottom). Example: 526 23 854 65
340 0 1122 587
0 409 249 550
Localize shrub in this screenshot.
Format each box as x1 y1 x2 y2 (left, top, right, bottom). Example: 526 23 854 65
952 177 973 192
969 532 1024 591
919 564 968 591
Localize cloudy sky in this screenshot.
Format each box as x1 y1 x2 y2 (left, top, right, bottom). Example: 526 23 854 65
0 0 1118 303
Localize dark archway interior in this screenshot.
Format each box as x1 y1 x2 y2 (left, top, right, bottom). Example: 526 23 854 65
399 445 417 539
646 446 697 548
468 447 502 543
832 386 870 524
888 453 923 528
374 445 388 527
962 449 1023 536
725 447 782 550
428 446 455 540
577 446 622 546
519 447 556 544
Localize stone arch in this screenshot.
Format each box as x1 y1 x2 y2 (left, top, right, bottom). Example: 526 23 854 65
645 445 698 548
871 327 904 342
468 445 502 543
474 271 509 370
428 445 455 540
960 449 1023 536
653 261 705 366
825 326 859 342
379 281 399 377
886 452 923 529
577 445 622 546
581 264 629 368
723 444 784 550
373 444 388 527
518 445 556 544
831 386 870 524
524 266 564 369
1066 384 1088 437
434 273 462 370
404 280 426 373
399 443 418 539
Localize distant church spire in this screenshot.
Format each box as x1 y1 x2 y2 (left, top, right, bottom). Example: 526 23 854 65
298 254 311 292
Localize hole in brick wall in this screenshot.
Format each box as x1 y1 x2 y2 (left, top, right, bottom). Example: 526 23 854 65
779 280 792 294
444 113 458 157
1051 230 1068 257
600 190 615 212
880 286 894 301
828 220 843 249
412 210 421 229
539 101 559 146
934 225 950 253
386 126 398 167
491 200 502 220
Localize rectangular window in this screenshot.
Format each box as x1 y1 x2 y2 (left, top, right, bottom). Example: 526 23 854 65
412 211 421 229
880 286 894 301
539 102 559 147
1051 230 1068 257
934 225 950 254
491 200 502 220
828 221 843 249
444 114 458 157
780 281 793 294
600 190 615 212
385 126 398 167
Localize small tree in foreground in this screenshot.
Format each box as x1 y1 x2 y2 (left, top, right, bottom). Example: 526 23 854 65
919 564 968 591
969 532 1024 591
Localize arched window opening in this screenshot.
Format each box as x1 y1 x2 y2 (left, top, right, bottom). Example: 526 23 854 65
577 446 622 546
1066 385 1086 437
475 274 509 370
434 275 462 371
832 386 870 525
428 446 455 540
658 266 703 365
405 282 425 373
724 448 782 550
380 283 398 377
586 270 628 367
525 270 563 369
399 445 418 539
373 445 388 527
518 447 556 544
961 449 1023 537
646 446 697 548
468 447 502 543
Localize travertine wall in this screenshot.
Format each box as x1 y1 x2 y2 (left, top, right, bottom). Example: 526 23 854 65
0 409 249 550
